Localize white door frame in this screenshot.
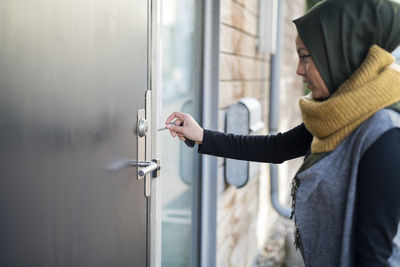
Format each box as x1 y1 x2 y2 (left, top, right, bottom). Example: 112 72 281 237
149 0 162 267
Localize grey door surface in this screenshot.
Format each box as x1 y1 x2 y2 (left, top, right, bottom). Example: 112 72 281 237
0 1 149 266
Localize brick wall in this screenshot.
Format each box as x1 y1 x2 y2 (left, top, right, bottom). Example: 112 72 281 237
219 0 269 117
216 0 305 266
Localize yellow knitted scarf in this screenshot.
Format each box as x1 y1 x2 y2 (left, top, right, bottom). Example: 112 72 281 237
299 45 400 153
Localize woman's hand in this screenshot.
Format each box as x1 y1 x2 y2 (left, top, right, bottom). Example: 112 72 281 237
165 112 204 144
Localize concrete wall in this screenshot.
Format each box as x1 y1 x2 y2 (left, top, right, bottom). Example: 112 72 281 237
216 1 305 266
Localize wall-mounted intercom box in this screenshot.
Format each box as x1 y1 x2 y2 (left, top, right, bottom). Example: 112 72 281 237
225 97 265 188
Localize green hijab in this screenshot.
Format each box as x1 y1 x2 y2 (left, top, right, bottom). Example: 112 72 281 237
293 0 400 94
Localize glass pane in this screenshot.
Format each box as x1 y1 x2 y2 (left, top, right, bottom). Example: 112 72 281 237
160 0 202 266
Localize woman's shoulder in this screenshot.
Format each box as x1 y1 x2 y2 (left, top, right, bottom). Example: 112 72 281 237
354 108 400 154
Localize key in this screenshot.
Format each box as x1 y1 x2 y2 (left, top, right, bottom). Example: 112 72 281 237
158 118 195 148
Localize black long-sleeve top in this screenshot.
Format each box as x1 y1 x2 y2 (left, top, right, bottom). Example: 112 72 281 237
198 123 400 266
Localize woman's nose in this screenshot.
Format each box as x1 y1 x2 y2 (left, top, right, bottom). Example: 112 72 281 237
296 61 305 76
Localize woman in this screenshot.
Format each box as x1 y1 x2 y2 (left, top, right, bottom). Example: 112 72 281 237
165 0 400 265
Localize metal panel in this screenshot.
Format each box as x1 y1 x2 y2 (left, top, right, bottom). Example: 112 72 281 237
225 103 250 188
201 0 220 266
0 0 148 266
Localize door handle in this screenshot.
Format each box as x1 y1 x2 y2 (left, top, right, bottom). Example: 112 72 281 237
138 159 160 178
108 158 161 178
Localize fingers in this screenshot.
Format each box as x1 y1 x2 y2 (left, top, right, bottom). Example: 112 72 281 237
177 131 186 141
167 123 183 139
168 126 186 141
167 123 183 134
165 111 187 125
165 111 200 144
165 112 177 124
169 129 176 137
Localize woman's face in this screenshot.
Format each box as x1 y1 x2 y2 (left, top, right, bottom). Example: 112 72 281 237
295 36 330 101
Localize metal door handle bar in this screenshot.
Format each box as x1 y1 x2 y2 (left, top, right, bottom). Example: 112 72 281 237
107 159 161 178
138 161 158 178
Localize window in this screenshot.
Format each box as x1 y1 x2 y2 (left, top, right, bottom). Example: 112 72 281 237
160 0 203 266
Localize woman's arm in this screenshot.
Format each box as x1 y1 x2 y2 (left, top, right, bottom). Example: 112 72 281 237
356 128 400 266
198 123 313 163
164 111 312 163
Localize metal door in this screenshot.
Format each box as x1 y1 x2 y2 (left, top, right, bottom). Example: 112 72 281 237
0 0 150 266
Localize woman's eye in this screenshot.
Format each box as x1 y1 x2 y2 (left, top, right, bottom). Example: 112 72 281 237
300 54 311 60
299 54 311 63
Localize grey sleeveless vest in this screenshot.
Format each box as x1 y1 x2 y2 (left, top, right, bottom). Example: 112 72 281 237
294 108 400 266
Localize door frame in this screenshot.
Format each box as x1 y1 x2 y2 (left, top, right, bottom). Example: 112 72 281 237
149 0 220 266
148 0 161 267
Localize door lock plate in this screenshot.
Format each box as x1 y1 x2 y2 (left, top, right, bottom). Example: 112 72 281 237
137 109 146 181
